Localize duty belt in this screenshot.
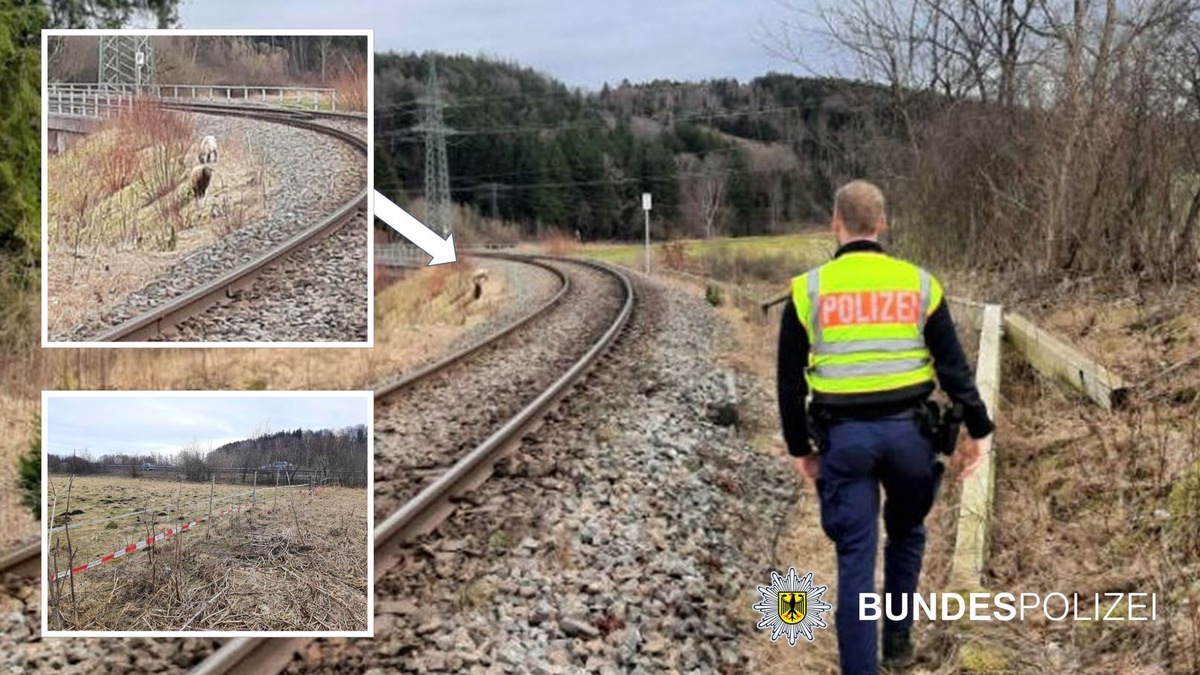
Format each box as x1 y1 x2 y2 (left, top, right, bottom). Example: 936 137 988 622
806 400 963 456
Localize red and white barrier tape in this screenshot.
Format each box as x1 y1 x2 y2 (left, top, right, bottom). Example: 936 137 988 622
48 484 305 533
49 502 251 581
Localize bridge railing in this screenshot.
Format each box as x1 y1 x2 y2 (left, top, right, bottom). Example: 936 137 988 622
45 89 134 119
47 82 339 111
376 242 427 268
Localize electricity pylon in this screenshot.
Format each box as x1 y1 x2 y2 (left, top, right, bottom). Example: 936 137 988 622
412 60 454 236
99 35 155 92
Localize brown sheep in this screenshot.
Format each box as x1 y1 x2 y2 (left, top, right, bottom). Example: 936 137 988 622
191 166 213 200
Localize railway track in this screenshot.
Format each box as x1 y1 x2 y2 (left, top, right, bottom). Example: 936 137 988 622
188 256 635 675
167 211 369 342
51 100 368 342
0 541 40 580
2 255 632 673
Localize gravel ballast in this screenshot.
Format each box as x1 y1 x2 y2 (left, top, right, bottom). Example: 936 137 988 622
374 259 626 521
6 266 802 674
166 212 369 342
54 113 367 342
301 271 799 673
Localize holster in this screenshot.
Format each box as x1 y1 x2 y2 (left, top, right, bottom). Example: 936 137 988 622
808 400 963 456
919 400 964 456
807 405 833 455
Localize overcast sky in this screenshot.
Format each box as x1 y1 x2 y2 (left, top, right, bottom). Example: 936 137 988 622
177 0 835 90
45 394 370 457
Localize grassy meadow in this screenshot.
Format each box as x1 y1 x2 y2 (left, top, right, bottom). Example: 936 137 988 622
46 476 368 632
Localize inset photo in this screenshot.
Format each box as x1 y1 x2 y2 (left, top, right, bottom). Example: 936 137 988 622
42 29 372 347
41 390 373 637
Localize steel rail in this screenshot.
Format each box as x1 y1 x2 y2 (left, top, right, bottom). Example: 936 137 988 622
373 255 570 397
82 103 368 342
0 540 41 579
161 100 367 121
372 256 634 558
188 257 635 675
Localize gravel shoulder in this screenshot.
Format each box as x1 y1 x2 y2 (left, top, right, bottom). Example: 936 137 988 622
165 213 369 342
374 259 621 521
51 112 366 342
298 268 799 673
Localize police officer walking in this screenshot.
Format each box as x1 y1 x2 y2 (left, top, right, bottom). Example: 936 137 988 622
776 180 994 673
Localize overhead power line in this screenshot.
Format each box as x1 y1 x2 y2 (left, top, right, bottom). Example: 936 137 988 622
412 60 454 237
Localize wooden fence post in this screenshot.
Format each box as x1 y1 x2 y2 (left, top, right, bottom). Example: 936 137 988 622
206 475 215 540
949 303 1003 590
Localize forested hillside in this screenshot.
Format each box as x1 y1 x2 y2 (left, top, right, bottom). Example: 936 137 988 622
374 52 894 240
47 425 370 477
205 425 368 472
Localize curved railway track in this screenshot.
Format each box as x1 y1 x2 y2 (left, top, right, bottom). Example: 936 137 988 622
0 541 40 580
58 101 369 342
2 254 634 674
188 256 635 675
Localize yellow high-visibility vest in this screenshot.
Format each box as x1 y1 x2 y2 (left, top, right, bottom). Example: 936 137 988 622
791 251 942 395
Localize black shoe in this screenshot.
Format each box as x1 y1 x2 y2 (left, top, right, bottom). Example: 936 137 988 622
882 628 914 669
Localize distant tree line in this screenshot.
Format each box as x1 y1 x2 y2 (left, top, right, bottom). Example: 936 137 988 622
47 425 369 483
203 426 369 481
48 35 368 87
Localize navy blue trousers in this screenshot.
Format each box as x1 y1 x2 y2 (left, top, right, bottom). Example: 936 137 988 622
816 417 942 675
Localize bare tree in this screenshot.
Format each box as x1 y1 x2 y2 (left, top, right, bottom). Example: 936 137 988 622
770 0 1200 282
681 154 730 238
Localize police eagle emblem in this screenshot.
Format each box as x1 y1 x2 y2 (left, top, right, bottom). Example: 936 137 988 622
752 567 831 645
779 591 806 624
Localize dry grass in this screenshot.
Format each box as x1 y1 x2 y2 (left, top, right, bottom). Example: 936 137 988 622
541 231 578 257
47 475 263 566
0 394 38 550
718 256 1200 672
328 55 367 113
710 278 975 673
938 282 1200 673
46 105 272 334
40 260 507 394
47 481 367 632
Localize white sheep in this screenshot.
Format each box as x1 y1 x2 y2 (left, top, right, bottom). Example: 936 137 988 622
198 135 217 164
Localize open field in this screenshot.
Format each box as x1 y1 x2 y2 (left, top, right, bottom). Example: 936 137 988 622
46 476 367 633
579 231 834 290
47 474 265 567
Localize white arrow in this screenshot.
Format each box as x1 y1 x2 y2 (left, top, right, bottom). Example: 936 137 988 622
373 190 457 266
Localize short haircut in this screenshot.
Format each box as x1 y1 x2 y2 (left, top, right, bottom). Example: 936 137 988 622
834 180 886 236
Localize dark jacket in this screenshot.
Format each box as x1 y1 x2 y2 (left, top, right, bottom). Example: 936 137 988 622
777 240 995 457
